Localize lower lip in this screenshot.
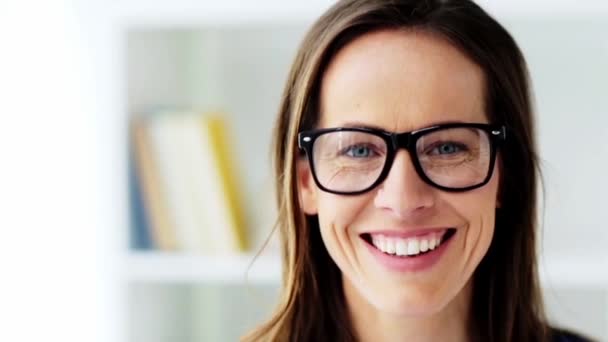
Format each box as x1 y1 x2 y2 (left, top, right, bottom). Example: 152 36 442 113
362 232 455 273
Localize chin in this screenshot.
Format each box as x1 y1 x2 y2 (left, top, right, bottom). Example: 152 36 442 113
363 283 450 317
383 297 445 317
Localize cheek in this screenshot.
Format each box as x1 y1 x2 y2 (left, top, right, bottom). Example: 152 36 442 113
450 178 500 267
316 193 370 232
315 193 372 269
464 202 496 259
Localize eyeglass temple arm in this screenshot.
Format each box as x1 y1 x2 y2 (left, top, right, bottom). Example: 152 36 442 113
491 125 507 141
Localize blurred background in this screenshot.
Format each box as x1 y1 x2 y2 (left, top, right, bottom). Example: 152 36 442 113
0 1 606 341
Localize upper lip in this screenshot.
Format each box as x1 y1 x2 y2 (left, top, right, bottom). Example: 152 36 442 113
361 227 453 239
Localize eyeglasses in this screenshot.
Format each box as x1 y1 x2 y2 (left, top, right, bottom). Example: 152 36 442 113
298 123 506 195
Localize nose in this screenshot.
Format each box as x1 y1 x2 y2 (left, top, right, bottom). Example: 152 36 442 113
373 150 436 219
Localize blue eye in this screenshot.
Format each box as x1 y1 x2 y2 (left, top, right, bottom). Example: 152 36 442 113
429 142 465 155
345 145 373 158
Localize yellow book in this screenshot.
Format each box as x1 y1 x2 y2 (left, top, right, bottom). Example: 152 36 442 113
204 115 248 252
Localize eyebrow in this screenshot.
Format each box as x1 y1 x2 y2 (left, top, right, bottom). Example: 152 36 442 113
340 121 386 130
338 119 471 131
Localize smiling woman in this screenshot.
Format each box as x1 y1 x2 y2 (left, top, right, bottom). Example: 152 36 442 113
243 1 594 341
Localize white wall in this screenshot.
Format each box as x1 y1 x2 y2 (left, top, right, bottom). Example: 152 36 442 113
0 1 121 342
504 17 608 259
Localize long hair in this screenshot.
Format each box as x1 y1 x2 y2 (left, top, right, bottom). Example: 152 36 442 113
245 1 552 341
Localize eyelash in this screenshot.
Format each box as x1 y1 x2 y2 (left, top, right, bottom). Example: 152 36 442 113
341 144 382 158
424 142 468 155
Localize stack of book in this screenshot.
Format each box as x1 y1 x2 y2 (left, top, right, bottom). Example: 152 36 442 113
129 110 248 254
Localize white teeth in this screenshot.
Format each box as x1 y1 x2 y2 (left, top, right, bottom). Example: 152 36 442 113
429 238 437 250
407 239 420 255
385 239 396 254
379 238 387 252
373 235 387 252
370 232 449 257
420 239 429 252
395 240 408 256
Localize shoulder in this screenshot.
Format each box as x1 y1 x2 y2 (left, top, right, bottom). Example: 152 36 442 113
550 327 595 342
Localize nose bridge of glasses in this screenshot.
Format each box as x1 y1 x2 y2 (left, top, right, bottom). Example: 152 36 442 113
391 131 415 152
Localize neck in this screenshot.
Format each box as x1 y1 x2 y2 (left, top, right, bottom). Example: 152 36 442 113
344 278 472 342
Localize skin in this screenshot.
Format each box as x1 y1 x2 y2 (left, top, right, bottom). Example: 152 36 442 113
297 29 501 342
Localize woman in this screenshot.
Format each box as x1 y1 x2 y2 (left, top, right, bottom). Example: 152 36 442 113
245 0 593 341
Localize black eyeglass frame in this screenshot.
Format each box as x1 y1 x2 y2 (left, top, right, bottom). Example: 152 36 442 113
298 123 507 195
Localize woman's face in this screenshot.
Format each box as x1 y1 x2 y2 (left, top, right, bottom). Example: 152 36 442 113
297 30 501 316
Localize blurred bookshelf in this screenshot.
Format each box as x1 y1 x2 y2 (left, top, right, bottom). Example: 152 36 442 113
114 1 608 342
126 252 281 284
124 21 309 342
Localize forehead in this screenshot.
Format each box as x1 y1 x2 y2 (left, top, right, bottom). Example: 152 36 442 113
319 29 487 132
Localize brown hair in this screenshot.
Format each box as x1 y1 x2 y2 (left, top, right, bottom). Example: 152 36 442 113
245 0 556 341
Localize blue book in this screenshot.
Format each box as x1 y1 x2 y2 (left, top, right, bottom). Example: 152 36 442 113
129 150 153 250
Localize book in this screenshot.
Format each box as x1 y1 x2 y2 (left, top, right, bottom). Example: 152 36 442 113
128 149 153 250
131 117 178 250
145 112 208 252
134 110 248 254
198 114 248 253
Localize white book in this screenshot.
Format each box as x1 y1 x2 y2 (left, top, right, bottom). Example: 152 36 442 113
146 112 208 253
178 113 230 254
186 114 244 254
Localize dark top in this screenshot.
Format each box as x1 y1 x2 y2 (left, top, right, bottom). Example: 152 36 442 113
552 328 594 342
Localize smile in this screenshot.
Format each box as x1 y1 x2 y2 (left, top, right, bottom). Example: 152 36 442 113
360 228 457 272
363 229 456 257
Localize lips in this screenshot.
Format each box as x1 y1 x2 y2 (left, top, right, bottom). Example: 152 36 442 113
360 228 457 272
360 228 457 258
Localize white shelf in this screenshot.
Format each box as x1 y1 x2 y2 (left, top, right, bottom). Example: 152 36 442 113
475 0 608 16
114 0 335 26
126 251 281 285
126 251 607 288
111 0 608 28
